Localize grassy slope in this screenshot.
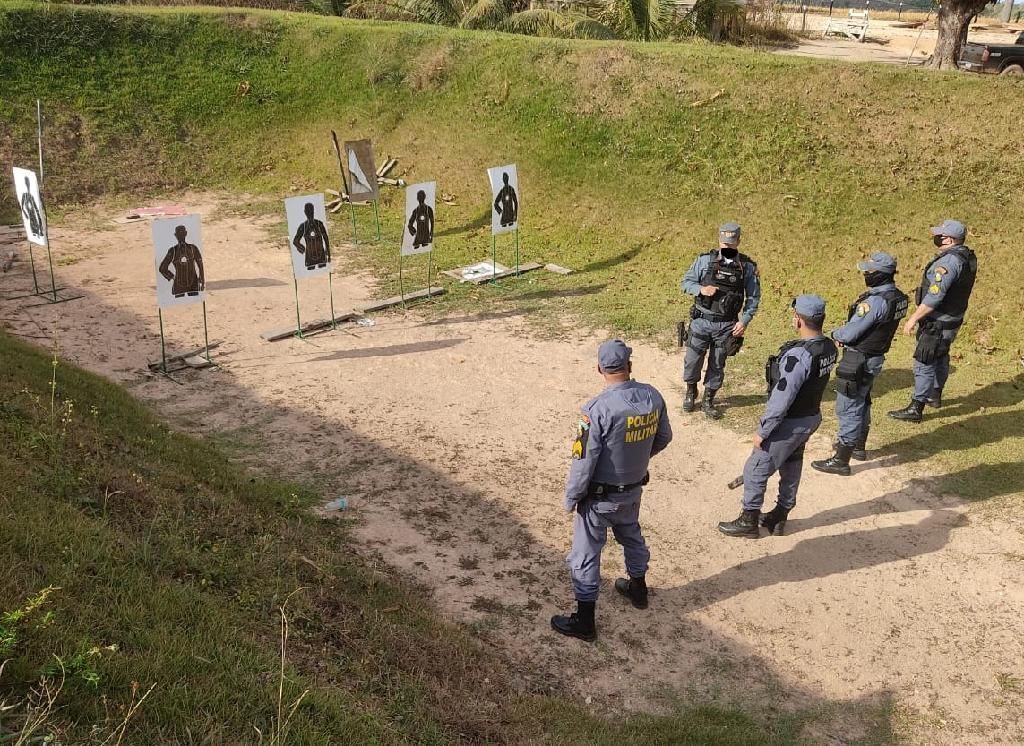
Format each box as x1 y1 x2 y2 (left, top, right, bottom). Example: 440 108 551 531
0 330 895 742
1 4 1021 501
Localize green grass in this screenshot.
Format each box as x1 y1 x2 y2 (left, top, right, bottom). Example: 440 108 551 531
0 331 898 742
0 4 1021 489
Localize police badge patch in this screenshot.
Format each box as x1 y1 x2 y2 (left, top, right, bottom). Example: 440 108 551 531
856 302 870 317
571 416 591 459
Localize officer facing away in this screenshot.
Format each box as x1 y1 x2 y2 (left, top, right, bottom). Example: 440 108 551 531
719 295 837 539
889 220 978 423
551 340 673 642
812 252 908 476
681 222 761 420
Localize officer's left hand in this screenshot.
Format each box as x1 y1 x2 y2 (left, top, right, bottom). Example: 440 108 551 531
903 319 917 335
730 321 746 337
752 433 763 449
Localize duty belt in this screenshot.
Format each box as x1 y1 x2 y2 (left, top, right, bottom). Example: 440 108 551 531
588 473 650 496
692 306 737 323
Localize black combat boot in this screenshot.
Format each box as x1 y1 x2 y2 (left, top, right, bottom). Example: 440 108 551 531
682 384 698 413
926 388 943 408
614 575 648 610
703 389 722 421
811 444 853 476
550 600 596 642
718 510 760 538
760 504 790 536
888 399 924 423
851 428 869 462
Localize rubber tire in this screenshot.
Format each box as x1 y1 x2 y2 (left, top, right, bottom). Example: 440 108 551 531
1000 64 1024 76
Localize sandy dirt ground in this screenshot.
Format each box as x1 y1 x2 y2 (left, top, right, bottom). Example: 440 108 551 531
777 14 1023 66
2 197 1023 743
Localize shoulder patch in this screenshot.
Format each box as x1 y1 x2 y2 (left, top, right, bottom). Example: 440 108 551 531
571 418 591 460
935 266 948 276
856 302 870 317
933 271 944 283
928 284 940 294
776 378 788 392
784 356 798 373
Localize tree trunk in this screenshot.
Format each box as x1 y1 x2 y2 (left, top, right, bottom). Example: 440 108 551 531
930 1 981 70
1000 0 1013 23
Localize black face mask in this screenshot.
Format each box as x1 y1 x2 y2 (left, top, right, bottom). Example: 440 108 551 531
933 235 946 248
720 247 738 260
864 271 892 288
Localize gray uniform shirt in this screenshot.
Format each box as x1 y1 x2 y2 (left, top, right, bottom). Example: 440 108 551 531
564 380 673 510
758 340 825 439
681 252 762 325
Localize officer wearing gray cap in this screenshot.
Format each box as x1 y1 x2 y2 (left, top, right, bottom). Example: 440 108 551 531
889 220 978 423
812 253 908 476
719 295 837 538
680 222 761 420
551 340 673 642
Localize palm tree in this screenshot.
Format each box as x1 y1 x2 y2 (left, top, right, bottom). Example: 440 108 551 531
605 0 667 41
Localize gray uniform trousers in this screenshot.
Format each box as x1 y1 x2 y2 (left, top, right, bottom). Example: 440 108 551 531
742 414 821 512
683 317 734 390
912 326 959 401
566 490 649 603
835 355 883 447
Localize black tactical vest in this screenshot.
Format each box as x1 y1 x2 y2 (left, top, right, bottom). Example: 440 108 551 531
847 286 909 355
916 246 977 320
695 250 749 321
768 337 838 418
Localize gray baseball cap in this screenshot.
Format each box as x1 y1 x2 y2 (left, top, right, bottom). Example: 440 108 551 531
929 219 966 242
598 339 632 372
792 293 826 322
718 222 741 245
857 251 898 274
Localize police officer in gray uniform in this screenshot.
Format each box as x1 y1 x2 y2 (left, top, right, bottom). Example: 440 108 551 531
889 220 978 423
681 222 761 420
551 340 673 642
812 252 908 476
719 295 837 538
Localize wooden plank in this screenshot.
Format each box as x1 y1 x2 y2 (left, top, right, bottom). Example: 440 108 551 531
545 263 574 275
356 286 445 313
260 312 360 342
147 342 222 370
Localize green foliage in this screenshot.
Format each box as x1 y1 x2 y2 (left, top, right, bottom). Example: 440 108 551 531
605 0 667 41
460 0 510 29
405 0 467 25
681 0 745 40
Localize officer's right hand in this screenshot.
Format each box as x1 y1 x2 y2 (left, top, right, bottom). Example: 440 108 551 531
699 285 717 297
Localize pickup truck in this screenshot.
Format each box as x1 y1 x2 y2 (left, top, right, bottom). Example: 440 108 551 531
960 32 1024 76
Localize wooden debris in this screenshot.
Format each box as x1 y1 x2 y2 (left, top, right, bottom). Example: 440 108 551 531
356 286 446 313
147 342 221 371
545 263 574 275
260 312 361 342
691 90 725 108
377 158 398 178
379 177 407 187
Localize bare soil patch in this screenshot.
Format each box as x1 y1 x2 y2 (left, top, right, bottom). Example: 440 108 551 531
2 195 1022 743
